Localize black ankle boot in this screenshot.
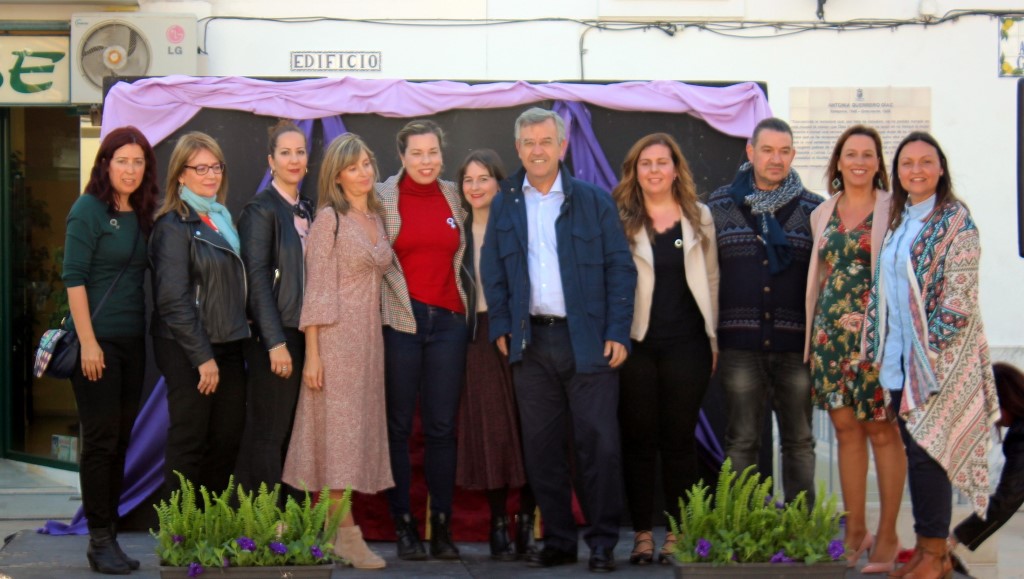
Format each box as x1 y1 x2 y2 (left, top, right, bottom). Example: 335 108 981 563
393 513 427 561
110 524 140 570
87 527 131 575
429 512 460 560
515 512 539 559
489 515 517 561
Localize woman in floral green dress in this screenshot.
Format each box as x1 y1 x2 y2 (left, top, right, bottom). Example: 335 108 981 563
804 125 905 574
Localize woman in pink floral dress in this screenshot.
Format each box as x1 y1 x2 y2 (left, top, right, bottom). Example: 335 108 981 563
283 134 393 569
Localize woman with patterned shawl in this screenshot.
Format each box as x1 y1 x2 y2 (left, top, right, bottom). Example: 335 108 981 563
863 131 999 579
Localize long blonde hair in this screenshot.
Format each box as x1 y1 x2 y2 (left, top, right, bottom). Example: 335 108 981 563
612 133 706 247
317 133 380 217
158 132 229 218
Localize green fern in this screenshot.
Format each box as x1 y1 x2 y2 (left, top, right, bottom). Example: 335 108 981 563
667 458 843 565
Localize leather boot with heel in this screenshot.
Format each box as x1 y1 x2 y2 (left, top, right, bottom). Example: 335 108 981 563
87 527 131 575
110 523 140 571
393 513 427 561
489 515 517 561
515 512 539 559
335 525 386 569
900 537 952 579
429 512 460 560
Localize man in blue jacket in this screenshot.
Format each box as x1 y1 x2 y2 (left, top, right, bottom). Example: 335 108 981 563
480 107 636 572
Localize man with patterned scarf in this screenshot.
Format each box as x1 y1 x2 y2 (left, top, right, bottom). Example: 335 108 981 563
707 117 822 504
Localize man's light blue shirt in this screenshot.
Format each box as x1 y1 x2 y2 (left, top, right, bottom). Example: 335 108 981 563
524 172 567 317
879 194 937 391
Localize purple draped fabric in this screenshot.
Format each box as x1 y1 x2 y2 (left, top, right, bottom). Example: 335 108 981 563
39 378 169 535
100 76 771 146
553 100 619 192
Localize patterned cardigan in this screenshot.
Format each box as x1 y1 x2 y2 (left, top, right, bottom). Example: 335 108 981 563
375 171 468 334
863 200 999 516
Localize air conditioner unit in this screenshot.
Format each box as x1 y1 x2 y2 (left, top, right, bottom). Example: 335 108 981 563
70 12 198 104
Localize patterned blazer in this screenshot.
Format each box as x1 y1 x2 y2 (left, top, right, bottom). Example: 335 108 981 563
863 200 1000 516
375 171 468 334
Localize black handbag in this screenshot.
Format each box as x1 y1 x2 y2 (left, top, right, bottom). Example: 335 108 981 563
34 225 140 380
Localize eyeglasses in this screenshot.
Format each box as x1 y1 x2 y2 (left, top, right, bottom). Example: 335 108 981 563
184 163 226 176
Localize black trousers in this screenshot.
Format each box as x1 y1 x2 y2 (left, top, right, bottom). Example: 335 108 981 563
236 328 304 493
513 321 623 553
619 336 712 531
891 389 953 538
70 336 145 530
156 337 246 496
954 419 1024 550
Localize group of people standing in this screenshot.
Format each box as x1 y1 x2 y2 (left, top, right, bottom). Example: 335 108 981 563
61 107 1021 577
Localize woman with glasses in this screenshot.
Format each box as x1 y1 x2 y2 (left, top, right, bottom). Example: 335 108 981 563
151 131 249 498
377 119 468 561
63 126 159 574
236 121 314 494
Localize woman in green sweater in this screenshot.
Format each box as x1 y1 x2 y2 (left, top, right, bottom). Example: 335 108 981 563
62 126 159 574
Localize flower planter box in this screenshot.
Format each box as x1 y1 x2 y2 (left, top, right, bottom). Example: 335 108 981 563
672 559 847 579
159 563 334 578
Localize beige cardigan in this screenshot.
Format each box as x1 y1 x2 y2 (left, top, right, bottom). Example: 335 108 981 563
629 203 719 352
803 189 892 362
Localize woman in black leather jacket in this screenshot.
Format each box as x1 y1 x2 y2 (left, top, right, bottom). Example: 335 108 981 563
150 131 249 496
236 121 313 493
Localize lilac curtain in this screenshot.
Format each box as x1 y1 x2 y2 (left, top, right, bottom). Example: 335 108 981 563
101 77 771 145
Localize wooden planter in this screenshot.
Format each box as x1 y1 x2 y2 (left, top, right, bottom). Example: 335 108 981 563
672 559 847 579
159 563 333 578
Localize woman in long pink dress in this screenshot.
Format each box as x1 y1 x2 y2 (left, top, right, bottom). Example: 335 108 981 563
282 134 393 569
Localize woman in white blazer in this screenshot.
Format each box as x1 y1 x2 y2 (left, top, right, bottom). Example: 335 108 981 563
612 133 719 565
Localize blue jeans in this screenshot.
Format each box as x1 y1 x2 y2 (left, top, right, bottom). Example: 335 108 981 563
719 349 816 504
383 299 467 518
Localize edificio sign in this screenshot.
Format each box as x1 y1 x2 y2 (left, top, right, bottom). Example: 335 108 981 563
290 51 382 72
0 36 70 104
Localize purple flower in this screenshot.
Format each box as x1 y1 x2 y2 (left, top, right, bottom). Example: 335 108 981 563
310 545 324 559
222 556 230 568
695 538 711 559
828 539 845 561
770 550 795 563
269 541 288 555
187 562 204 577
172 534 184 544
235 536 256 552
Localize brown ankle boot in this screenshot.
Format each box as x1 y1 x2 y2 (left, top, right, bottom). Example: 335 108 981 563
889 536 922 577
335 525 386 569
902 537 952 579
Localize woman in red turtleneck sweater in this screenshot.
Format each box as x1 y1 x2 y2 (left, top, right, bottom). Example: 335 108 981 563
376 120 469 561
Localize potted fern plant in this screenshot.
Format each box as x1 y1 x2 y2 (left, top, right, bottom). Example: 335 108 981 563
153 472 347 578
667 459 847 578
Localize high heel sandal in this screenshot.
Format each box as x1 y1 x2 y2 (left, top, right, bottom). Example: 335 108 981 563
846 532 874 568
629 531 654 565
861 540 901 574
657 532 677 565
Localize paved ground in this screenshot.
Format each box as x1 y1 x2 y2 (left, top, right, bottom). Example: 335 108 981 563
1 459 1021 578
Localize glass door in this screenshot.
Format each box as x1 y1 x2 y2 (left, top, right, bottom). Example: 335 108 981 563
3 106 82 468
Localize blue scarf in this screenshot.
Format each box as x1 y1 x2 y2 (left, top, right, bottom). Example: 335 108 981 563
727 162 805 275
180 186 240 253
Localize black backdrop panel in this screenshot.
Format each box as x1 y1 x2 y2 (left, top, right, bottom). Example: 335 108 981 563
152 101 748 215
